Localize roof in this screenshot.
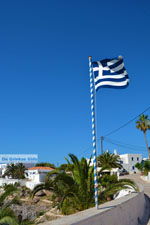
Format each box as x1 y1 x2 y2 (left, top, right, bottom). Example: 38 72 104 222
120 153 142 156
28 167 54 171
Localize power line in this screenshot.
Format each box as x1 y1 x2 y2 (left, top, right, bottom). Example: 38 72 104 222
104 105 150 137
78 144 92 158
104 140 145 152
104 137 146 150
104 138 147 152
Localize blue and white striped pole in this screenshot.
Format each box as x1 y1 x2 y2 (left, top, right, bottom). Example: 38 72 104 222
89 56 98 209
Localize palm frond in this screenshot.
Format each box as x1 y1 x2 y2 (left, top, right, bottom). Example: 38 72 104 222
0 216 18 225
31 182 53 198
0 207 16 220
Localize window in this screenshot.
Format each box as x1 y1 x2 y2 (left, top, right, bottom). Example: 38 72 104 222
132 166 135 170
131 157 134 161
137 157 139 161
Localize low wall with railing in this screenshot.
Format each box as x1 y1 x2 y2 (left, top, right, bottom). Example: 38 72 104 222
40 184 149 225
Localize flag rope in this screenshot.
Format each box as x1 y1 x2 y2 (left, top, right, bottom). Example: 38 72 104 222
89 56 98 209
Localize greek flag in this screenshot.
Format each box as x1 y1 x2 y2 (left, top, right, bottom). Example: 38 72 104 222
92 56 129 91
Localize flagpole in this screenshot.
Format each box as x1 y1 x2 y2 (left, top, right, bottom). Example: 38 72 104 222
89 56 98 209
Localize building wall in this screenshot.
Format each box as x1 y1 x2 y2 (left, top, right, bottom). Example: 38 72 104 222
0 178 42 190
26 170 40 182
120 154 142 173
0 178 26 186
26 169 51 183
0 164 7 169
38 172 47 182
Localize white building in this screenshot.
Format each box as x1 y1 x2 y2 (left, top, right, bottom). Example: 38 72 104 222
25 166 54 189
0 166 54 190
120 154 142 173
86 158 120 177
0 164 7 169
0 164 7 176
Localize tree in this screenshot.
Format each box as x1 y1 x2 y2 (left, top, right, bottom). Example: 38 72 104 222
4 164 16 179
136 114 150 159
143 160 150 175
32 154 94 214
0 184 19 225
4 163 26 179
135 162 143 172
97 152 122 171
99 176 138 201
35 162 55 168
15 163 26 179
0 209 18 225
135 160 150 175
32 154 137 215
0 184 34 225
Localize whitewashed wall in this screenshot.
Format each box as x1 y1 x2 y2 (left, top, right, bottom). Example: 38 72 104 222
0 178 42 190
40 185 148 225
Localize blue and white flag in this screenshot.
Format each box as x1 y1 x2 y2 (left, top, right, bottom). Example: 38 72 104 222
92 56 129 91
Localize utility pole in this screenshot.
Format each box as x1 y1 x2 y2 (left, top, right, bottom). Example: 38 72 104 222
100 136 104 154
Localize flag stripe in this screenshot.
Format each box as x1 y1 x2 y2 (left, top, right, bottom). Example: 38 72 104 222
94 71 128 82
95 80 129 90
92 56 129 90
108 58 123 69
95 76 128 85
110 62 124 73
103 68 126 76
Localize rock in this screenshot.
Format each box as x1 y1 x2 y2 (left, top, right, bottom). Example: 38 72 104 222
10 201 52 221
45 211 63 221
32 197 40 204
35 215 47 224
35 190 46 197
50 207 60 214
43 190 53 196
35 212 63 224
11 204 37 221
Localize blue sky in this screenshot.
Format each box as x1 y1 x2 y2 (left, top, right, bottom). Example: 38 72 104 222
0 0 150 165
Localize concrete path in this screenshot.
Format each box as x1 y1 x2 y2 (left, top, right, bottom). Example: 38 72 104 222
121 174 150 225
122 174 150 197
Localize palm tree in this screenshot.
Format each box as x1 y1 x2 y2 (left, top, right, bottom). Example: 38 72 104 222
32 154 94 214
35 162 55 168
4 163 26 179
0 184 19 225
15 163 26 179
97 152 122 171
4 164 16 179
99 176 138 201
136 114 150 159
0 184 34 225
135 162 143 173
32 154 137 215
0 208 18 225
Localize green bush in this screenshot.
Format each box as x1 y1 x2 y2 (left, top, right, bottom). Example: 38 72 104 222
61 197 78 215
100 174 118 188
135 162 143 172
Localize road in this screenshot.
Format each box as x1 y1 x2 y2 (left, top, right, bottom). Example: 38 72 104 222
122 174 150 197
121 174 150 225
